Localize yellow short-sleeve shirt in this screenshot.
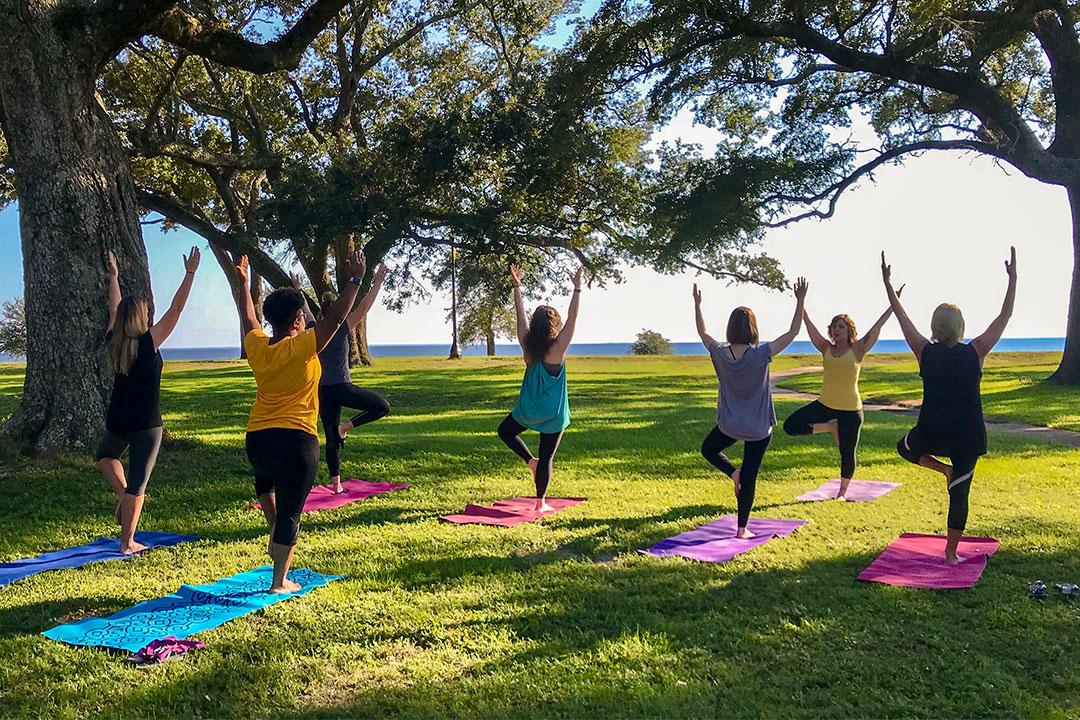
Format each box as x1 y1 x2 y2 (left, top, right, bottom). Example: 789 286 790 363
244 328 322 435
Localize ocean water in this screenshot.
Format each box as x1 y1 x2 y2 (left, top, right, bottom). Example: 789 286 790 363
1 337 1063 363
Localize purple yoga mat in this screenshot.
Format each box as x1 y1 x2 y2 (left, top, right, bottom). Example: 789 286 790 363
640 516 808 562
250 478 409 513
858 533 1000 589
796 479 901 503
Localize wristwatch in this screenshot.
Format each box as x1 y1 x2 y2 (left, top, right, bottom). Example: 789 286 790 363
348 275 362 285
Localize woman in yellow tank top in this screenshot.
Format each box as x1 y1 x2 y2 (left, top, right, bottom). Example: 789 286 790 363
782 297 899 499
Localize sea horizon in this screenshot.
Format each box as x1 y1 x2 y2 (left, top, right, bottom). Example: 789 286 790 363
0 337 1067 363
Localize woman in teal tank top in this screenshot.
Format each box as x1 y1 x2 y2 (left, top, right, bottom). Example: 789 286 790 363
497 263 583 512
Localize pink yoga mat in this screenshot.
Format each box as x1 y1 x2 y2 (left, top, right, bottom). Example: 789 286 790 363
858 533 1000 589
640 516 808 562
250 478 409 513
440 497 586 526
796 479 901 503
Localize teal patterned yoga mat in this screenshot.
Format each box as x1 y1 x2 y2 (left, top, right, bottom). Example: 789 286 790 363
43 566 342 652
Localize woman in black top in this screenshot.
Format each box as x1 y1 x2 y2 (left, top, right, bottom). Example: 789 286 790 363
882 249 1017 563
96 247 200 554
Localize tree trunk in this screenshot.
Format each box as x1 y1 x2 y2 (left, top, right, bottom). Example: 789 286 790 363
1051 185 1080 383
486 329 496 356
0 24 151 452
351 316 373 366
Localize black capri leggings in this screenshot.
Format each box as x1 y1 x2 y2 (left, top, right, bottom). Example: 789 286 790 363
896 429 978 532
246 428 320 546
318 382 391 477
701 426 772 528
497 414 564 499
95 427 163 496
783 400 864 479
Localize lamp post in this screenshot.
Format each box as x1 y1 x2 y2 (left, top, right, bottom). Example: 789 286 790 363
448 247 461 359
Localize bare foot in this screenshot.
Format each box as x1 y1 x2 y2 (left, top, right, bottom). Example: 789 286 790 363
836 477 852 501
944 553 965 565
269 579 302 594
735 527 755 539
731 468 741 497
528 458 539 477
337 422 351 442
535 499 555 513
827 420 840 447
120 541 147 555
942 466 954 488
332 480 345 494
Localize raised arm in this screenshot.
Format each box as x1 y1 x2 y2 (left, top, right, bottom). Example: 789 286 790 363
232 254 261 337
291 273 316 326
106 251 121 331
882 252 928 362
802 310 830 354
692 283 717 349
972 246 1017 361
344 264 387 331
510 265 528 351
314 251 364 352
552 265 584 354
855 285 904 360
149 247 200 350
770 277 808 355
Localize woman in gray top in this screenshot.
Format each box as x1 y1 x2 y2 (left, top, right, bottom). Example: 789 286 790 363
296 263 389 493
693 278 808 537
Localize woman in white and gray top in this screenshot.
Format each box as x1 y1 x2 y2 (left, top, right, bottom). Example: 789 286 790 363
693 278 808 537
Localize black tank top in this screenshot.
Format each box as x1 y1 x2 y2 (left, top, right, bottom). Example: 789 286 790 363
916 342 986 457
106 331 163 433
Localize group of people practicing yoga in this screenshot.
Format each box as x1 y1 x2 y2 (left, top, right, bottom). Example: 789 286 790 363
97 241 1016 590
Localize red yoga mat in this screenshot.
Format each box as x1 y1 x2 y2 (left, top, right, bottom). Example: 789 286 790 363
250 478 409 513
440 497 586 526
858 533 1000 589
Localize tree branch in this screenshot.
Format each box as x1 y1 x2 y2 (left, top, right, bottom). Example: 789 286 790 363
150 0 350 73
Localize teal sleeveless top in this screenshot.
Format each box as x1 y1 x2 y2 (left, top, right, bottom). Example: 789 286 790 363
511 362 571 434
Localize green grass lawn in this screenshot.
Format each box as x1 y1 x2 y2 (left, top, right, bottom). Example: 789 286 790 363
776 351 1080 431
0 355 1078 719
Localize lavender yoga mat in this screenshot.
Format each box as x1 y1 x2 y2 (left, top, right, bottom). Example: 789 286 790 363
640 516 808 562
251 478 409 513
858 533 1000 589
440 497 586 526
796 479 901 503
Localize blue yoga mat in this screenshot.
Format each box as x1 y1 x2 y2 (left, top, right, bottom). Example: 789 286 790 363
43 566 342 652
0 531 198 588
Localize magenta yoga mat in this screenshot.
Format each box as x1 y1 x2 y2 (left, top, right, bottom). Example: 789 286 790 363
251 478 409 513
795 479 901 503
858 533 1000 589
440 497 586 526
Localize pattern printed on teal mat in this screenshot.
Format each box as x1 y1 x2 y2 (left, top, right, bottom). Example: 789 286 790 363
42 566 342 652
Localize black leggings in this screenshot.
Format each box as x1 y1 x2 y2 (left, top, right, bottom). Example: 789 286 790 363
497 414 564 498
896 430 978 532
783 400 864 479
246 428 320 546
318 382 391 477
701 426 772 527
95 427 163 496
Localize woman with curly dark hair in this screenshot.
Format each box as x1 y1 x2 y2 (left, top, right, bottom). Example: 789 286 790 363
497 263 583 512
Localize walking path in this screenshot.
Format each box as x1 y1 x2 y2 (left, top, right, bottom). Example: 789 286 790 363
771 367 1080 448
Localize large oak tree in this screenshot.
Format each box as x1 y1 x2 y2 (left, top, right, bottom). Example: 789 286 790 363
0 0 352 452
564 0 1080 382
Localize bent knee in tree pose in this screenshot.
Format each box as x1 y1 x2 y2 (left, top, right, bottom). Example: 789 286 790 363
882 248 1017 564
304 264 390 494
693 276 807 537
96 247 200 555
783 292 901 498
498 263 584 513
235 249 367 593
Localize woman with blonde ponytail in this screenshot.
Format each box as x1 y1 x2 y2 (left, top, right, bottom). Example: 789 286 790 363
96 247 200 554
497 263 584 512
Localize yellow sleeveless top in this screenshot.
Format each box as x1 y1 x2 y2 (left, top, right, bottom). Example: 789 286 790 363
819 348 862 411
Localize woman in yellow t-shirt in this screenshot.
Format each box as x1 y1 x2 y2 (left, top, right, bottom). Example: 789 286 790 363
232 251 366 593
782 294 899 500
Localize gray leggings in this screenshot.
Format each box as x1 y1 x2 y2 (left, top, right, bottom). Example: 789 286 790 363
95 427 163 496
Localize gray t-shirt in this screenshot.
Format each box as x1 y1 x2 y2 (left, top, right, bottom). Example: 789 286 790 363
318 323 352 386
708 340 775 441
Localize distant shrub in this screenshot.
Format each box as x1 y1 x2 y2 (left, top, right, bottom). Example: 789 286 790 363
631 328 673 355
0 298 26 358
